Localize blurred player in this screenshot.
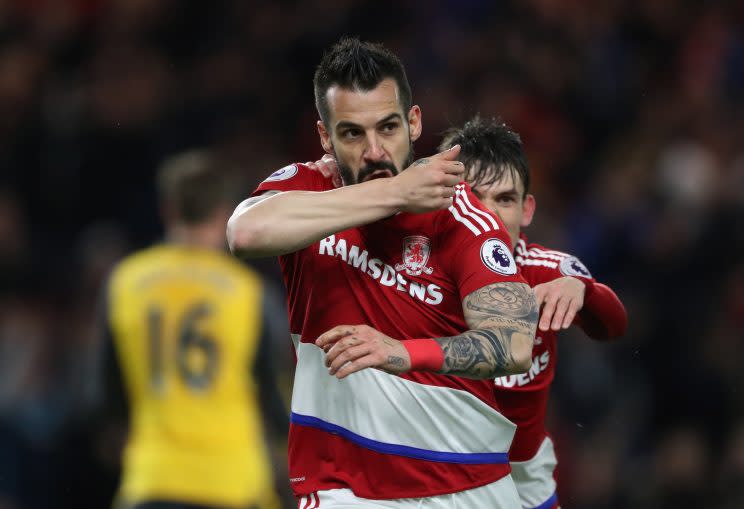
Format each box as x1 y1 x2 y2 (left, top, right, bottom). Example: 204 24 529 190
228 38 538 508
100 151 287 509
440 116 628 509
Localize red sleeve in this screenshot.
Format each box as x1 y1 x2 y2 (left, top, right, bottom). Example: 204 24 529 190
251 163 331 196
517 241 628 340
574 281 628 340
438 184 527 299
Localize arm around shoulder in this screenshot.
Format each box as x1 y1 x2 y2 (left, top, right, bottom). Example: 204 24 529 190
227 180 406 259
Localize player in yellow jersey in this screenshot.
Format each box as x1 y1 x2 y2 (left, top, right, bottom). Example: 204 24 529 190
100 150 287 509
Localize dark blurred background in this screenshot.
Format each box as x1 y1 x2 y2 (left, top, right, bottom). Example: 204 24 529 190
0 0 742 508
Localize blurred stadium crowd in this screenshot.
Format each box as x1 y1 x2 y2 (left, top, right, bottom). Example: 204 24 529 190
0 0 742 508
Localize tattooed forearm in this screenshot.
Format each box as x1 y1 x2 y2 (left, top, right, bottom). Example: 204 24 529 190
465 283 536 319
436 328 518 378
433 282 538 379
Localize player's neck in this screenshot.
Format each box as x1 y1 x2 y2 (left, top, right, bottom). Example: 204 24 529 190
166 223 223 251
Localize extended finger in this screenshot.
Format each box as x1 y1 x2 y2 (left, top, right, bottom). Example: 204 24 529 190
441 161 465 175
328 344 372 374
335 354 378 379
429 144 461 161
539 295 557 331
550 296 571 331
562 300 581 329
325 335 362 366
316 325 356 348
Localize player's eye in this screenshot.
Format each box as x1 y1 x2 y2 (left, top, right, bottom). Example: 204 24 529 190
497 195 516 204
380 122 399 133
341 128 362 139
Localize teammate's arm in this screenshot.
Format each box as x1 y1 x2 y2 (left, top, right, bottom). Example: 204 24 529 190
533 276 627 339
316 281 538 380
227 146 463 258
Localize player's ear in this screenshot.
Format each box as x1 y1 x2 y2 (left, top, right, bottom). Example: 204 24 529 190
408 105 422 142
317 121 333 154
521 194 536 228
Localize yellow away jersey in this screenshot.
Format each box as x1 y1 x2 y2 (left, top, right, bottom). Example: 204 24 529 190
106 244 277 508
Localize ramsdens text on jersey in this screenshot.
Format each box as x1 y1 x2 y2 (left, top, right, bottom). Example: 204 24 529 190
319 234 443 305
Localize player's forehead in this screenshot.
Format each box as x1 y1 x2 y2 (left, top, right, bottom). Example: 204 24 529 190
326 78 404 129
471 164 525 196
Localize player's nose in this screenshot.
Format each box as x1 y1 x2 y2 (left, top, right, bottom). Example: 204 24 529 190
363 134 386 161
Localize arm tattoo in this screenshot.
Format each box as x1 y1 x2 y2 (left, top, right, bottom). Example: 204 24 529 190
387 356 406 368
436 282 538 379
465 283 535 319
436 328 517 378
413 158 429 166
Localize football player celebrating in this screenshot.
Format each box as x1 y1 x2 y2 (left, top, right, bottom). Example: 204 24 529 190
228 39 538 508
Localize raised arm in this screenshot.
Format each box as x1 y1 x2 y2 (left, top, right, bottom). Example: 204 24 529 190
227 146 464 259
227 182 403 258
316 281 538 380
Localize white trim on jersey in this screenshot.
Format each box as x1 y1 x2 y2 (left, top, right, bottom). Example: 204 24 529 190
454 191 492 232
448 203 482 236
457 185 500 231
290 334 516 457
518 247 568 261
515 256 558 269
448 186 501 236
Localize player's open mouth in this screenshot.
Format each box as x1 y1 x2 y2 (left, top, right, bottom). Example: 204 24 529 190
363 169 394 181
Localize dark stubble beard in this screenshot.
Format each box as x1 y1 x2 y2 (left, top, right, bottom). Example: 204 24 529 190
334 139 415 186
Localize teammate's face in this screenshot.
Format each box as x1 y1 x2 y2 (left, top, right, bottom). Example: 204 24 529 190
317 78 421 185
471 168 536 250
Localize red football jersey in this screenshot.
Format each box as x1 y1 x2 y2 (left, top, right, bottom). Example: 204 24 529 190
253 164 528 499
494 235 596 462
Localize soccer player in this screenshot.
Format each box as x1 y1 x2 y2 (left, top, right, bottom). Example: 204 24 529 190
439 116 628 509
309 116 629 509
227 38 538 508
100 150 286 509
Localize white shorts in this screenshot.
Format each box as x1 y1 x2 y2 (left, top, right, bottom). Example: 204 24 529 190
296 474 520 508
510 436 559 509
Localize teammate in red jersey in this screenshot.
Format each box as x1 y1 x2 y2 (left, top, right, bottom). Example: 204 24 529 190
440 116 628 509
227 39 538 507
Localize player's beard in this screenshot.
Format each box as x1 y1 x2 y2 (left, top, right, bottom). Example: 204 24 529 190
334 140 415 186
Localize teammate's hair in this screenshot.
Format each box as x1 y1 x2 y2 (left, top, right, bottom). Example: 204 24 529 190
156 150 238 224
314 37 413 127
439 115 530 196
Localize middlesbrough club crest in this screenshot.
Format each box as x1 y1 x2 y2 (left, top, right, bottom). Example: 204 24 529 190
395 235 434 276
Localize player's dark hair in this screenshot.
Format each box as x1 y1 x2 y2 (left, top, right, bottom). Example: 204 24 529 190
156 150 239 224
314 37 413 127
439 115 530 196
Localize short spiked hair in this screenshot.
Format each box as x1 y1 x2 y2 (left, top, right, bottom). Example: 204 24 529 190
313 37 412 127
